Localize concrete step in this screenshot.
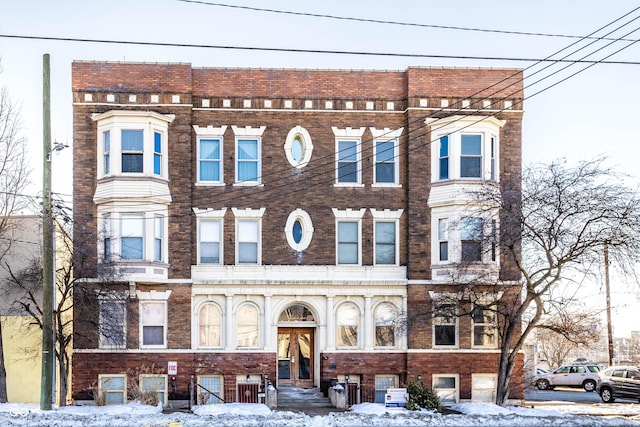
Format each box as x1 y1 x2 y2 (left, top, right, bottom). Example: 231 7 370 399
277 386 333 409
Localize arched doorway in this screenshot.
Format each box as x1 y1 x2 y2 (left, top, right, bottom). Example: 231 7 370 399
277 304 315 387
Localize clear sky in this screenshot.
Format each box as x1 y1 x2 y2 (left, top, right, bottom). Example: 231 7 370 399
0 0 638 338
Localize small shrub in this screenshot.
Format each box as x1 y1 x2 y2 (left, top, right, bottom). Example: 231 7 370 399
91 385 107 406
404 380 440 411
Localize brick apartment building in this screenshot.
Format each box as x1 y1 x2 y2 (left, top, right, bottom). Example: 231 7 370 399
71 61 524 406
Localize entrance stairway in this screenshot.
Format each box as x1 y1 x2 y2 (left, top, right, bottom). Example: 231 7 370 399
276 386 343 416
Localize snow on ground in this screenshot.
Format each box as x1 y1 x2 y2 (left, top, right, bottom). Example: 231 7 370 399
0 400 638 426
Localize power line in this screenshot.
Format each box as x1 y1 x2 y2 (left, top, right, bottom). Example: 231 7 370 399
176 0 639 43
75 9 640 216
1 34 639 65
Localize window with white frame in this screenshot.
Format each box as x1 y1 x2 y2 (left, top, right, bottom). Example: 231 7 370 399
237 220 259 264
461 217 483 262
140 374 168 406
233 208 264 265
460 134 482 178
374 303 397 347
140 301 167 348
121 129 144 173
284 209 314 252
284 126 314 168
194 208 226 265
432 298 457 347
438 135 449 180
333 127 365 185
336 302 359 348
337 221 359 265
194 125 227 184
121 214 144 260
199 303 221 348
93 110 174 180
197 375 224 404
438 218 449 261
426 115 504 182
99 211 167 264
103 130 111 175
472 302 498 348
232 126 265 185
432 374 459 405
237 303 259 348
371 127 403 185
153 131 162 175
154 215 163 262
200 220 222 264
471 374 497 402
374 221 397 265
99 374 127 405
374 375 398 403
99 297 126 348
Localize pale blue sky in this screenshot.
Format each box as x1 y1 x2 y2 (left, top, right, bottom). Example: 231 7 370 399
1 0 639 337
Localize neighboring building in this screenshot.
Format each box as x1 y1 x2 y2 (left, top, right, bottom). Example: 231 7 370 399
0 216 42 403
71 62 524 406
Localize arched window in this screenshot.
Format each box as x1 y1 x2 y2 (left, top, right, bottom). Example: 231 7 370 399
375 303 397 347
237 303 259 348
278 304 315 322
199 303 221 348
336 303 359 348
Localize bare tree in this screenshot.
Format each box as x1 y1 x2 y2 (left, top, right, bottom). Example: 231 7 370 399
472 157 640 405
0 61 31 403
2 220 125 406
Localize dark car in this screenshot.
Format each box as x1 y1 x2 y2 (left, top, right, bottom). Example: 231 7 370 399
596 365 640 403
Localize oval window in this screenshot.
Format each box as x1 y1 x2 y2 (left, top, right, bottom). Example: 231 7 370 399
292 137 304 163
284 126 313 168
285 209 314 251
292 219 303 244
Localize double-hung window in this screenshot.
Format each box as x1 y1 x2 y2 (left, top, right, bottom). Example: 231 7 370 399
374 140 395 183
472 303 498 348
433 299 457 347
121 129 144 173
199 138 222 182
460 134 482 178
140 375 168 406
237 139 259 183
337 222 359 265
121 214 144 260
438 218 449 261
374 375 398 403
99 297 126 348
103 130 111 175
337 140 359 183
198 375 224 404
140 301 167 348
374 303 396 347
153 132 162 175
439 135 449 180
433 374 459 405
99 375 127 405
154 215 163 262
427 116 504 182
375 221 396 265
199 220 221 264
237 220 259 264
461 217 483 262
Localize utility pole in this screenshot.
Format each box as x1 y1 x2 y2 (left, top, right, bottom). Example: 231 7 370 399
604 243 614 366
41 53 54 410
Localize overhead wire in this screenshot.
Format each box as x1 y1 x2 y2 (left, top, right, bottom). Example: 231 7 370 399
75 6 640 219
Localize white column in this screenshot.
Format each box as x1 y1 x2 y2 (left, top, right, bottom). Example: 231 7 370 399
364 296 373 350
264 294 272 350
326 295 335 351
402 295 408 349
225 294 234 350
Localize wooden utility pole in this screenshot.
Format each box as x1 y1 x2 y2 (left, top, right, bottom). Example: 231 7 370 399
41 53 54 410
604 243 614 366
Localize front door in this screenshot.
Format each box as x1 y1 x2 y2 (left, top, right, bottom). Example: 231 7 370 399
277 327 314 387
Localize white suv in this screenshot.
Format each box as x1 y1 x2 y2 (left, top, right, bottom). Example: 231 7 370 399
533 363 602 392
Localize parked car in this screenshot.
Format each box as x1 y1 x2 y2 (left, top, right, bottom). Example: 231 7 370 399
533 363 602 391
596 365 640 403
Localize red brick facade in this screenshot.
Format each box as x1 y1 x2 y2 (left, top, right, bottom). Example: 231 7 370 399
72 62 524 405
